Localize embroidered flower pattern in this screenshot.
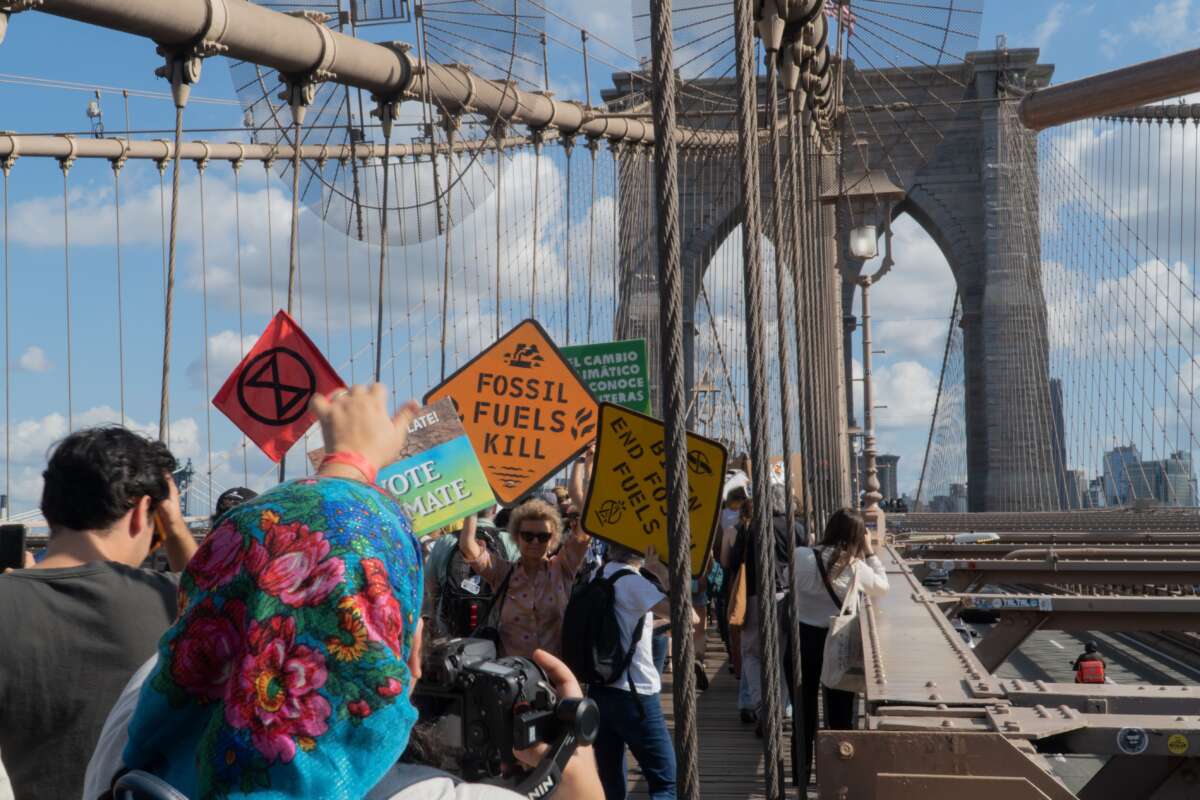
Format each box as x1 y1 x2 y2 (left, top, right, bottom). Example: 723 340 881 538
138 478 423 798
225 615 332 764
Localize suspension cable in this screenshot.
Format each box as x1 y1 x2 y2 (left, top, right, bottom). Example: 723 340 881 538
2 160 9 518
197 158 214 498
59 155 74 432
232 159 250 485
733 0 784 794
111 156 127 425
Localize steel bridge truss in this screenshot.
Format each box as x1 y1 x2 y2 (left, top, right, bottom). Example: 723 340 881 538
818 541 1200 799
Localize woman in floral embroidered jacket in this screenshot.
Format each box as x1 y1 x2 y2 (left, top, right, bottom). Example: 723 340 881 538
109 476 425 798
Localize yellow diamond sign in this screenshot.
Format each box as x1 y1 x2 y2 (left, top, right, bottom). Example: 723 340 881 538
582 403 727 576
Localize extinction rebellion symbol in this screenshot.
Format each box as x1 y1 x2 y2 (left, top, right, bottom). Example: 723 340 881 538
236 347 317 427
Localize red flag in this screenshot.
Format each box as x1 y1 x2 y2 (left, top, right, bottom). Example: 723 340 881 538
213 311 345 462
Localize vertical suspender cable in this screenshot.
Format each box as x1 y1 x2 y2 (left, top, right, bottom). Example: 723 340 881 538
646 0 698 796
2 161 9 518
531 131 543 318
611 141 620 335
287 119 303 313
495 122 504 339
60 158 74 432
587 138 598 342
375 141 390 383
265 157 277 312
281 109 306 483
111 157 127 425
564 139 574 344
789 91 817 541
160 99 187 445
733 0 783 795
440 117 456 380
198 159 214 498
233 159 250 485
157 161 167 305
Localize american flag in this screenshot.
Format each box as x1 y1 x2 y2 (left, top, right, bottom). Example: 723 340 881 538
824 1 856 36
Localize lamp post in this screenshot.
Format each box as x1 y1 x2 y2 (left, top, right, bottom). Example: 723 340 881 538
826 170 905 545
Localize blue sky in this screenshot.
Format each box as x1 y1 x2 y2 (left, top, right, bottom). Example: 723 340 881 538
0 0 1197 514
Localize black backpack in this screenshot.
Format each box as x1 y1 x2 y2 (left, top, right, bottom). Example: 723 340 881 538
562 567 646 697
437 529 507 639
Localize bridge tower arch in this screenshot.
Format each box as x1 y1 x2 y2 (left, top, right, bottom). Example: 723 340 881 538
612 48 1064 512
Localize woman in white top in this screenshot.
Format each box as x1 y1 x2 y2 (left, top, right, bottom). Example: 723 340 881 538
791 508 889 789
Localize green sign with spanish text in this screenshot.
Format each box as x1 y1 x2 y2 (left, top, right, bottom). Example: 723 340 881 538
561 339 651 414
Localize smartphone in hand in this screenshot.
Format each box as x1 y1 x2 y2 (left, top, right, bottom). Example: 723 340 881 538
0 524 28 571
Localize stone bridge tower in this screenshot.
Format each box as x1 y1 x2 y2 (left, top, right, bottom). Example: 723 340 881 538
607 48 1061 512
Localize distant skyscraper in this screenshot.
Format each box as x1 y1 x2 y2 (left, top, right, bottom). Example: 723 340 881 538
1103 445 1144 506
1102 445 1196 507
1049 379 1069 509
1064 469 1086 510
1154 451 1195 507
870 454 900 502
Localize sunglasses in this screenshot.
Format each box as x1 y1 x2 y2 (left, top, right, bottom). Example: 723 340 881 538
519 530 553 544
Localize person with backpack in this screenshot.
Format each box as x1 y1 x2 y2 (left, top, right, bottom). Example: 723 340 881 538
566 543 696 800
423 512 515 639
1073 641 1106 683
790 508 889 788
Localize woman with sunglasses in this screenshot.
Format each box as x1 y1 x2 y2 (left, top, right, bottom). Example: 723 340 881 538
459 458 593 659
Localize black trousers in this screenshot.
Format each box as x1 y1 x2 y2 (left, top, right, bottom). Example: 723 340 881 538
795 621 856 788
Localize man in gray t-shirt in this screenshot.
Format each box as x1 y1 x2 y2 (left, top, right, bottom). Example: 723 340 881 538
0 427 197 799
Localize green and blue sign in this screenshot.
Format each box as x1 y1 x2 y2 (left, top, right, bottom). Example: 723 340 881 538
561 338 651 415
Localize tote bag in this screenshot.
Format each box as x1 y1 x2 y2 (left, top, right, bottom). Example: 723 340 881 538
726 563 749 627
819 564 866 692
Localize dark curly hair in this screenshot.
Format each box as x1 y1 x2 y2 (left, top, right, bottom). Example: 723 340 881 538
40 426 177 531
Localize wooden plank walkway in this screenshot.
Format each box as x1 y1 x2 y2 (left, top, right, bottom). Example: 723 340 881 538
624 630 807 800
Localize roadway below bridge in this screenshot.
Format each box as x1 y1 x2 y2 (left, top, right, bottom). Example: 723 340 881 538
630 546 1198 799
993 628 1200 794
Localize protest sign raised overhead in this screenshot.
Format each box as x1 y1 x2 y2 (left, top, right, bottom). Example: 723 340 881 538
560 339 651 414
376 397 496 536
213 311 345 462
424 319 598 504
582 403 727 576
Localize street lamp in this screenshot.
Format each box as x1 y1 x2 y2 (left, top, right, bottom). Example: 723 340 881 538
824 170 905 541
849 224 878 260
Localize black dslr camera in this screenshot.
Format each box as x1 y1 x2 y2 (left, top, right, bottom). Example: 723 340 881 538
413 638 599 798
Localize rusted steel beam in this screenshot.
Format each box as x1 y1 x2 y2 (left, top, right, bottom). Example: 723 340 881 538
873 707 1200 758
907 542 1200 559
815 731 1077 800
1000 679 1200 716
958 594 1200 670
923 558 1200 592
863 548 1005 706
1019 47 1200 130
896 512 1200 534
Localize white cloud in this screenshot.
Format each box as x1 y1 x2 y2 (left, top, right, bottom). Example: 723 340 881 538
186 330 257 391
17 346 51 373
855 215 957 361
1032 1 1069 49
1129 0 1198 51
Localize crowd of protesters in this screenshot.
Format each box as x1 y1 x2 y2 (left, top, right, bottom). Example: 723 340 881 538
0 384 890 800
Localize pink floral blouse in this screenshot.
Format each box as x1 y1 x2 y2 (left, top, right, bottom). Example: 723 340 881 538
467 534 589 659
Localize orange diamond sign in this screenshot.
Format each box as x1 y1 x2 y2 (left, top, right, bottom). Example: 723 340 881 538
424 319 599 504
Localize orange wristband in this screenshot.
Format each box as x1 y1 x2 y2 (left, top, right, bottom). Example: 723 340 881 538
319 451 378 485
